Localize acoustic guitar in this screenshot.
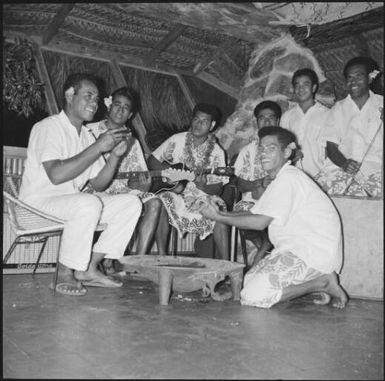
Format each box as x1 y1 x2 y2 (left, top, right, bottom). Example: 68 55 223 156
115 164 234 193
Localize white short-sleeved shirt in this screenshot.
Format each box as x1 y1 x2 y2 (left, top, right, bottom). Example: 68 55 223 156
250 163 343 274
280 102 330 177
318 91 383 177
233 138 266 201
87 120 149 195
19 110 105 203
152 131 228 187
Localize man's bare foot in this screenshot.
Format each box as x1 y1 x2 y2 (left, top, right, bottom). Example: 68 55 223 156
74 267 123 287
312 292 331 305
51 263 87 295
320 272 348 309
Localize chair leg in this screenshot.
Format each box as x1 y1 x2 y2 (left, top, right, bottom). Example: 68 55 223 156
239 230 248 269
32 237 49 276
52 234 63 294
3 239 19 264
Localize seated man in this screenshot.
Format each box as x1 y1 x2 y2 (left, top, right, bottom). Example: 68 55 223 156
233 101 281 266
87 87 163 272
315 56 383 197
147 103 230 260
280 68 330 178
19 73 142 296
198 126 348 309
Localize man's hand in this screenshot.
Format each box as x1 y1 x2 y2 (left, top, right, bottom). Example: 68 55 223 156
194 171 207 190
111 140 128 157
342 158 360 175
197 198 221 220
96 127 129 154
128 172 151 192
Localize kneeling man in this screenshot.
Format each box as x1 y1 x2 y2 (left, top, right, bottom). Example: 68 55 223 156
198 126 348 309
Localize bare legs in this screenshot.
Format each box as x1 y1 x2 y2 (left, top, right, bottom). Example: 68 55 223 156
154 205 170 255
213 222 230 260
279 272 348 308
135 198 162 254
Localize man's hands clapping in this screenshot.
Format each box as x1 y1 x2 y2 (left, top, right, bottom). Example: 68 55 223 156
96 127 133 157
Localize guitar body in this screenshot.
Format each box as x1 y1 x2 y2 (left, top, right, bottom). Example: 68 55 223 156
149 163 188 194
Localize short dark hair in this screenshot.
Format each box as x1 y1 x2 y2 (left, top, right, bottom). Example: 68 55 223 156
192 103 221 124
111 87 136 114
62 73 99 105
253 100 282 119
292 68 319 92
343 56 379 78
258 126 298 162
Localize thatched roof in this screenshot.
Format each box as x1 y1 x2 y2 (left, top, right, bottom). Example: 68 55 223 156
3 3 383 96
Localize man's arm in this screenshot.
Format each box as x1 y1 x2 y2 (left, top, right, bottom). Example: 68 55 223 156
326 141 360 175
198 198 273 230
43 127 128 187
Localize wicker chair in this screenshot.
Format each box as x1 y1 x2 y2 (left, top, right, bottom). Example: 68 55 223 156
3 175 106 292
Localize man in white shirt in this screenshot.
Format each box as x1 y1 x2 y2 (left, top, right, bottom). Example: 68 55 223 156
19 73 142 296
315 56 383 197
197 126 347 309
233 101 281 266
281 68 330 178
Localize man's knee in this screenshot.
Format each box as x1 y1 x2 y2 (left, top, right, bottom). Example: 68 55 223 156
240 272 280 308
75 194 103 220
145 198 162 215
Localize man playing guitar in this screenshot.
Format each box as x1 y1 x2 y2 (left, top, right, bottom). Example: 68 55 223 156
147 103 231 260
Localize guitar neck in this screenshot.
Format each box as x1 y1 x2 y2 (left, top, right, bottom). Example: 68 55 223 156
114 166 234 180
115 170 162 180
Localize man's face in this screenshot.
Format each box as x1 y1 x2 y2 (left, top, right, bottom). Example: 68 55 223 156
346 64 370 99
293 75 316 103
259 135 288 176
69 80 99 122
108 95 133 127
191 111 215 138
255 108 279 129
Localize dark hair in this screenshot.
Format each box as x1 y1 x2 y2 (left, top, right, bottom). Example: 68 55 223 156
258 126 298 162
111 87 136 114
292 68 319 92
62 73 99 106
253 100 282 119
343 56 380 78
192 103 221 125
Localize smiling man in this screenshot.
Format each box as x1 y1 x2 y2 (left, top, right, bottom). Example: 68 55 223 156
281 68 330 178
198 126 348 309
315 56 383 197
19 73 142 296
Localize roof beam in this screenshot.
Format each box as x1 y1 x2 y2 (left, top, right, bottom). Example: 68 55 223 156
144 23 187 65
193 40 235 76
42 4 75 46
176 75 195 110
31 43 59 115
196 72 239 100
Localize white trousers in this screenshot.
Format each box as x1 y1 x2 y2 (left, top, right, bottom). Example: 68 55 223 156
27 192 142 271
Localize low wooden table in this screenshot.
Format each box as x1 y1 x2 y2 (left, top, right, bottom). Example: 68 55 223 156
120 255 245 305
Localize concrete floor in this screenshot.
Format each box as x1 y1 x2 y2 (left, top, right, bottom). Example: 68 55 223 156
3 272 384 380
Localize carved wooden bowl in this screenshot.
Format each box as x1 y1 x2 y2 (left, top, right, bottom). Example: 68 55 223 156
120 255 245 305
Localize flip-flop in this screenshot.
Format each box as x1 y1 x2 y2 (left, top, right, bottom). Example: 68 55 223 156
82 277 123 288
49 282 87 296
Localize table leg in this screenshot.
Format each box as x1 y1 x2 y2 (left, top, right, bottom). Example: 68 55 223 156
158 269 173 305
